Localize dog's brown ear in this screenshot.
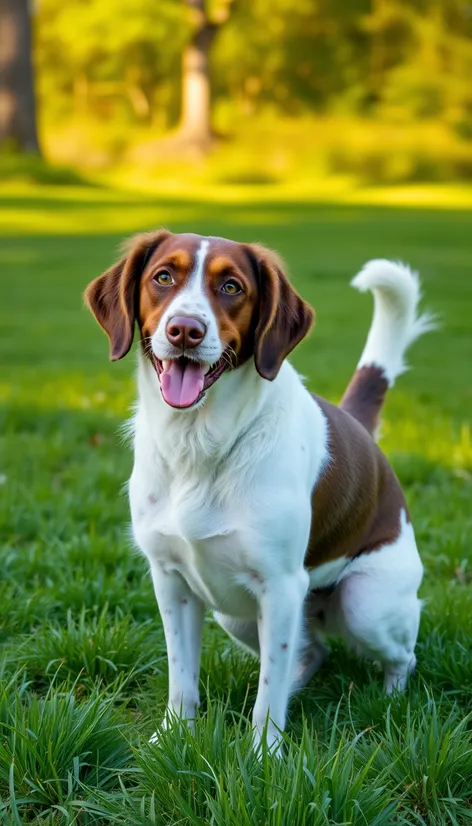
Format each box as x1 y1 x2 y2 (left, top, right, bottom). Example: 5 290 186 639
249 244 314 380
84 230 171 361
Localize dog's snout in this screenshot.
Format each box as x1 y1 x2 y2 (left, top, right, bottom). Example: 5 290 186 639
166 316 207 350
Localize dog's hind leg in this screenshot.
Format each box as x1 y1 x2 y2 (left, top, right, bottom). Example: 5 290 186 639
292 635 327 691
334 512 423 693
289 588 333 691
214 612 260 657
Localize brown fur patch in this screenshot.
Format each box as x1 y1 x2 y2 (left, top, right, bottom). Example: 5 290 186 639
339 365 389 436
202 240 260 367
84 230 172 361
249 243 315 380
306 396 408 569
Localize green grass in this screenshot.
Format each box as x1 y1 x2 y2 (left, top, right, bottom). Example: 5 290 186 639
0 184 471 824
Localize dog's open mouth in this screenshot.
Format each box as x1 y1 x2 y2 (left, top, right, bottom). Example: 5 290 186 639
152 355 227 409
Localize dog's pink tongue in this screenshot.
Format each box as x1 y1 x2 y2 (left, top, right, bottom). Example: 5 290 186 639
160 360 205 408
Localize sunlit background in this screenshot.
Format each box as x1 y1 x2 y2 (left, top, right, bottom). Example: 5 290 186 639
3 0 472 193
0 2 471 823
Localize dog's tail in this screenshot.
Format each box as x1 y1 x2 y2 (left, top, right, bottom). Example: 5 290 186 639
340 259 435 438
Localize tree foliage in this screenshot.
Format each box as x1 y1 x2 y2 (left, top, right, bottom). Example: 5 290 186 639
33 0 472 136
35 0 189 124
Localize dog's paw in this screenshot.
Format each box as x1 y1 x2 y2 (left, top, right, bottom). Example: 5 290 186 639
149 716 167 745
252 723 284 760
149 713 197 745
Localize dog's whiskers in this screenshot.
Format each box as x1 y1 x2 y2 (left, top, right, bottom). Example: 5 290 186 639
222 345 237 370
141 335 154 358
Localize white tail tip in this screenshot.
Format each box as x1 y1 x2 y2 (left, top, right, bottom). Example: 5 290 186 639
351 259 436 386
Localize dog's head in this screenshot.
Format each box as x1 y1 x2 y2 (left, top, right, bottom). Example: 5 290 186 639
85 231 314 410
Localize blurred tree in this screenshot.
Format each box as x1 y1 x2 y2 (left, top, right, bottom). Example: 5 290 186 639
214 0 372 115
0 0 40 153
214 0 472 123
30 0 472 168
35 0 188 126
178 0 237 147
374 0 472 124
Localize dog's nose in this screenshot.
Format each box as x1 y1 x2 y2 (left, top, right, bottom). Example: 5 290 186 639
166 316 207 349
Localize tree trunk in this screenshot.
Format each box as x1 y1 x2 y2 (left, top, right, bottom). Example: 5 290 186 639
178 0 235 150
0 0 40 153
180 40 212 145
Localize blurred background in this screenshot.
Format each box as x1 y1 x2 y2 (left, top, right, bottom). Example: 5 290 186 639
0 0 470 516
3 0 472 190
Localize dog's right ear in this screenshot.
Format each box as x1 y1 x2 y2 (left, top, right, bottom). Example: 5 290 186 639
84 230 171 361
248 243 314 380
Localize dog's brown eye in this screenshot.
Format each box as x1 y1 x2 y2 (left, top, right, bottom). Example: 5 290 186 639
154 270 173 286
221 280 242 295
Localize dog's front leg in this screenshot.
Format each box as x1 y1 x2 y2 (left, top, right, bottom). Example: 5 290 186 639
149 562 205 735
253 569 309 754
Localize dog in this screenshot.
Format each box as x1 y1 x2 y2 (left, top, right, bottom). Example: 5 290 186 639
85 230 432 752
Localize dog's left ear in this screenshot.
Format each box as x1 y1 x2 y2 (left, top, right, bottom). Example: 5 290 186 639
248 243 314 380
84 230 171 361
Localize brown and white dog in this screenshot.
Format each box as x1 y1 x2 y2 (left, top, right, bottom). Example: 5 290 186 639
85 231 432 752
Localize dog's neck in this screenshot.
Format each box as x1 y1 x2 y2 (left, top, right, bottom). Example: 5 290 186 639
135 351 295 470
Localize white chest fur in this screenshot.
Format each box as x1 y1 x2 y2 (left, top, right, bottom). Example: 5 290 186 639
131 465 262 616
129 355 330 618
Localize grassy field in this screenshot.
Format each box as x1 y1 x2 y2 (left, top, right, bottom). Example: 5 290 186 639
0 184 471 825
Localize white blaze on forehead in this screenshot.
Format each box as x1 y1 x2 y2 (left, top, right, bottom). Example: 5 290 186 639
173 238 211 314
190 239 210 292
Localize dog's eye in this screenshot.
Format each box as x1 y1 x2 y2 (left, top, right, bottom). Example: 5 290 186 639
221 280 242 295
154 270 173 286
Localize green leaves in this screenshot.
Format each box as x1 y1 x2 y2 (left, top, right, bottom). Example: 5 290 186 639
31 0 472 132
35 0 190 126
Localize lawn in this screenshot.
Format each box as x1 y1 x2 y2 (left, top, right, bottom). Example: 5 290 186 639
0 184 471 825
